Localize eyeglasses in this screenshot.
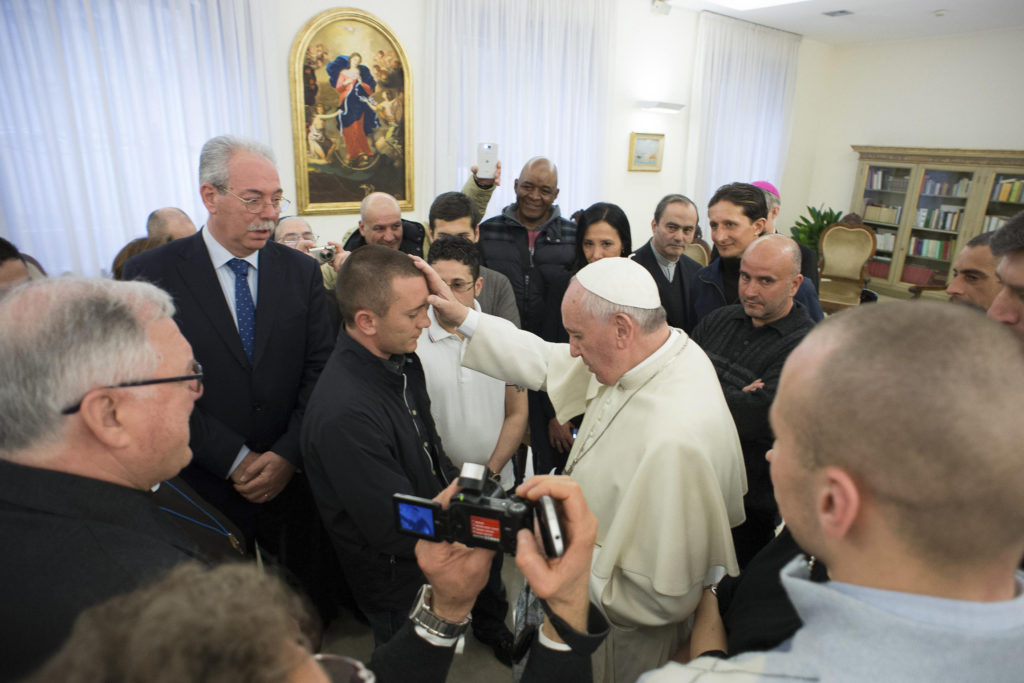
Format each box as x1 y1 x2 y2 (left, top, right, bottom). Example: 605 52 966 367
444 279 476 293
222 189 291 214
280 233 317 245
61 361 204 415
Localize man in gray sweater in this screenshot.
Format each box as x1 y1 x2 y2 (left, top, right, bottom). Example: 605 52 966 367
641 300 1024 682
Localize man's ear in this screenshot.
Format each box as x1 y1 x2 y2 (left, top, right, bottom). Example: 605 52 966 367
817 466 860 541
358 220 368 238
200 183 220 213
352 308 377 336
753 217 768 237
472 226 480 241
612 312 633 348
474 276 484 298
789 273 804 297
650 219 658 235
78 391 132 450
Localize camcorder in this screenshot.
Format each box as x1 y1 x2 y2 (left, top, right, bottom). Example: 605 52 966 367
393 463 565 557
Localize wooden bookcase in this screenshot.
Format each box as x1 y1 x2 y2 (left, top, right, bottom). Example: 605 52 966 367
850 146 1024 299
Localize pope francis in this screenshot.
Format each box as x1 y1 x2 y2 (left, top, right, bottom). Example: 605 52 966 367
416 256 747 683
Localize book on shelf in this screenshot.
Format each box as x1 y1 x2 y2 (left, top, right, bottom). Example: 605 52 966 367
921 176 970 197
914 205 962 231
992 178 1024 203
983 214 1010 233
874 231 896 252
908 236 953 261
864 203 902 224
867 169 909 192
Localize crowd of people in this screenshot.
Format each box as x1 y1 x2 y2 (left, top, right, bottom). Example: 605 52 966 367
1 134 1023 683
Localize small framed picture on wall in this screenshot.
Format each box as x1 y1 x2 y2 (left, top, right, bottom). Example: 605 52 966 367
628 132 665 172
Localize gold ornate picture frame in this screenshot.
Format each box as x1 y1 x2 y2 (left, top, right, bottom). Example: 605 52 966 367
628 132 664 172
290 8 412 214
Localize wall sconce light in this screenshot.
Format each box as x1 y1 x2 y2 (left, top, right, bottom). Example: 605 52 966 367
637 101 686 114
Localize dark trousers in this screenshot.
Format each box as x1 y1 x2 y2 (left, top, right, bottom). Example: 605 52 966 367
365 608 410 648
471 551 510 641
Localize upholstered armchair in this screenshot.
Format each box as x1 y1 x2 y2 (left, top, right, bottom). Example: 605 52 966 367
817 223 877 313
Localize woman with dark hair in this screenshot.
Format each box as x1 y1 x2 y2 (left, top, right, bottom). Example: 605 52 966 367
529 202 634 473
572 201 632 270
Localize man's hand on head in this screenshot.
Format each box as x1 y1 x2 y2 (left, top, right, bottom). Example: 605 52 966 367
409 256 471 329
233 451 295 503
515 475 597 638
415 481 495 622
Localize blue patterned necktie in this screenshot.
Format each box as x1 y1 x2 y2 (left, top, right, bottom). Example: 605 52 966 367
228 258 255 361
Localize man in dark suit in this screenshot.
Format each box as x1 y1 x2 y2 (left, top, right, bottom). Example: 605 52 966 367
631 194 703 333
123 136 333 589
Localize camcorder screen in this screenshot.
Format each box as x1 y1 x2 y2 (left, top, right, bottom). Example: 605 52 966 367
398 501 436 537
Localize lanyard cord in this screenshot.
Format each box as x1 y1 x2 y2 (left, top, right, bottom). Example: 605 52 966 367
158 480 244 554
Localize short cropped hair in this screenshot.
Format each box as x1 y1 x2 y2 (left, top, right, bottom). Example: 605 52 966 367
708 182 769 222
653 194 698 225
145 208 188 238
990 210 1024 258
337 245 422 325
27 563 318 683
745 234 802 278
428 191 480 230
966 231 995 249
198 135 275 189
785 301 1024 563
0 278 174 455
573 279 666 334
426 235 481 281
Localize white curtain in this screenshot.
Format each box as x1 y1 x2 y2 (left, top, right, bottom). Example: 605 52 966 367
0 0 270 277
688 11 800 210
427 0 614 220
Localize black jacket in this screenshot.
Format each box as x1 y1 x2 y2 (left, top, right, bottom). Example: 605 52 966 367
301 328 457 612
0 460 206 681
343 219 426 257
631 240 702 333
477 204 577 332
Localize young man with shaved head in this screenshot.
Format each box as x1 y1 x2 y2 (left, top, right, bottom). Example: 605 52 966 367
691 235 814 566
641 301 1024 682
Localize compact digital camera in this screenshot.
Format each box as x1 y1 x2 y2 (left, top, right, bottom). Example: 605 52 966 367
310 244 337 264
393 463 564 557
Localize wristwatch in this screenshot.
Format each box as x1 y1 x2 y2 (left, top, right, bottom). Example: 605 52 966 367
408 584 471 639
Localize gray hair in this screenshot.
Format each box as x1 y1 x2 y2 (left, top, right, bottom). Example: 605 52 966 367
574 281 666 334
0 277 174 455
198 135 276 189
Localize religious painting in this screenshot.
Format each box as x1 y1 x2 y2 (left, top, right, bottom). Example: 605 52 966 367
290 9 412 214
628 132 664 172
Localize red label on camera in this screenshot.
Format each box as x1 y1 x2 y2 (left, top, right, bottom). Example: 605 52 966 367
469 515 501 540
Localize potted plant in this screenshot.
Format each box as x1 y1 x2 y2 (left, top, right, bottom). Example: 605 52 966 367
789 205 843 258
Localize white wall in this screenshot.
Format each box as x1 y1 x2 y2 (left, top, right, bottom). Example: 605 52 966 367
779 28 1024 234
600 1 699 248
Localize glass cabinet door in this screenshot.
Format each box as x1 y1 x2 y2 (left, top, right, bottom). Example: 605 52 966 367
861 165 912 281
899 169 973 287
982 173 1024 234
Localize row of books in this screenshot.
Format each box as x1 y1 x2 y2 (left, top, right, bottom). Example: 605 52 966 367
874 231 897 252
908 237 954 261
914 205 963 232
921 176 970 197
866 169 909 192
863 203 902 224
991 178 1024 203
983 214 1010 233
